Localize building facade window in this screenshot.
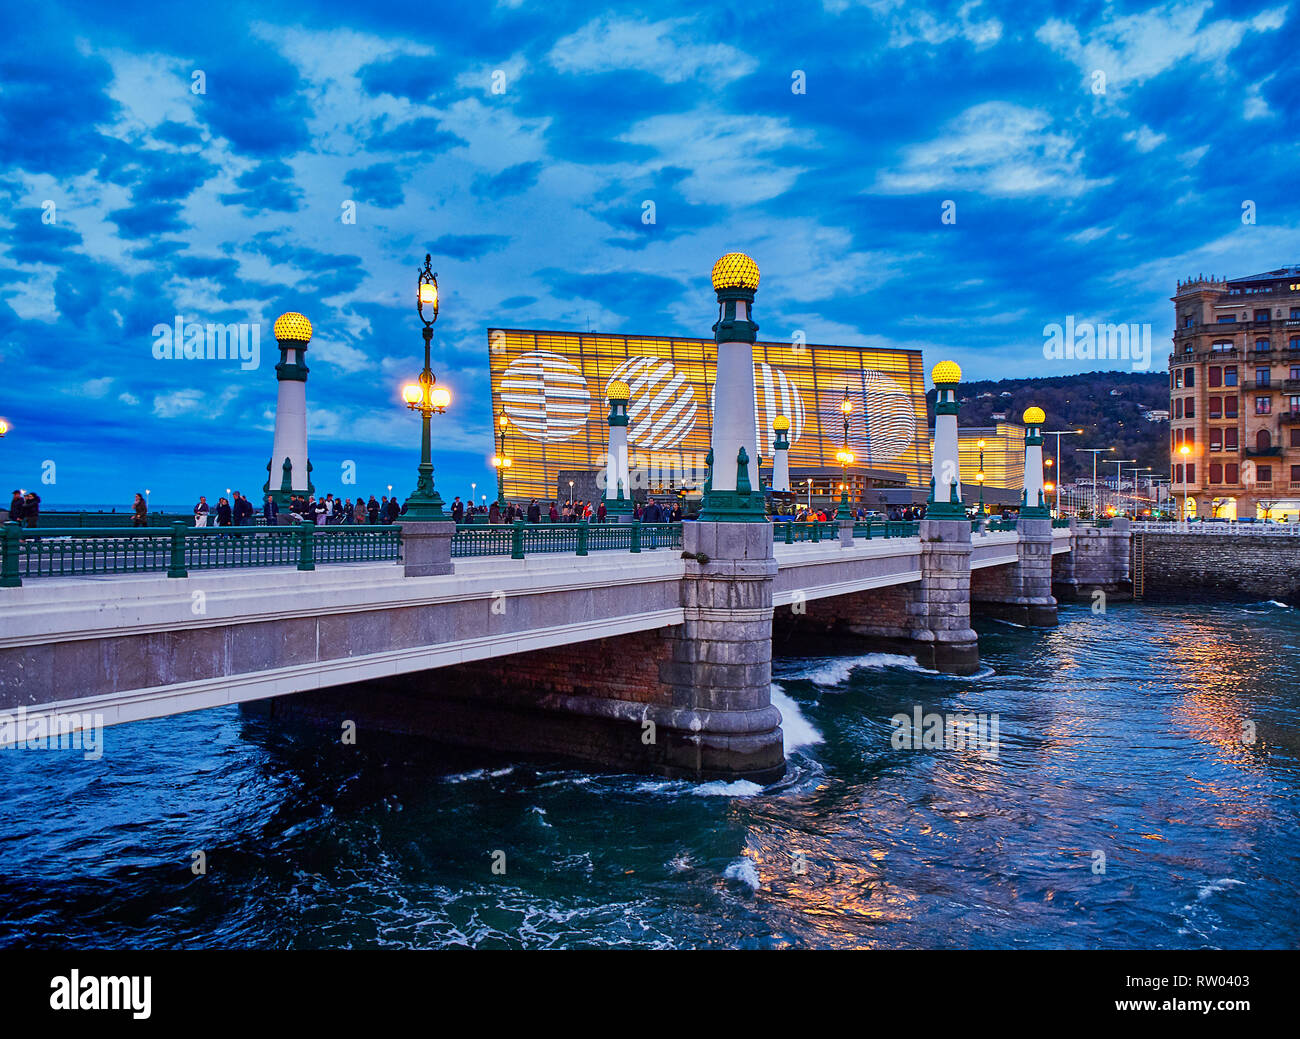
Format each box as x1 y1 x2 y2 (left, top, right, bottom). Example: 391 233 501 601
1175 464 1184 483
1258 429 1273 452
1256 338 1271 351
1185 368 1196 387
1209 366 1222 387
1255 309 1271 322
1256 367 1271 386
1175 398 1183 419
1209 396 1222 419
1226 463 1239 483
1225 428 1238 450
1257 465 1272 483
1291 464 1300 483
1256 396 1272 415
1210 463 1223 483
1210 429 1223 451
1184 398 1195 418
1174 369 1183 388
1225 366 1238 386
1225 396 1239 418
1186 464 1195 483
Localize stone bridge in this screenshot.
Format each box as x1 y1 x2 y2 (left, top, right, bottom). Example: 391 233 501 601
0 517 1123 781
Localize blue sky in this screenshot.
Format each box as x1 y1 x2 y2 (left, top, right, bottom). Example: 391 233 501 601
1 0 1296 508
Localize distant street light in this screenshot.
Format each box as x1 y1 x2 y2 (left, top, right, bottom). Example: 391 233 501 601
0 418 8 438
1075 447 1113 518
1044 428 1082 516
1178 444 1192 520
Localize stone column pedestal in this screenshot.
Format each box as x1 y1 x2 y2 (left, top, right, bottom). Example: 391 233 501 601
912 517 979 675
400 521 455 577
972 516 1058 627
665 521 784 781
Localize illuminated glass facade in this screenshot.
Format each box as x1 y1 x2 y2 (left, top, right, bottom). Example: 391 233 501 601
488 328 931 503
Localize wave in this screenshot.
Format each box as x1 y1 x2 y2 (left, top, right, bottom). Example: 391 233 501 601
770 684 823 751
723 857 760 892
777 653 934 687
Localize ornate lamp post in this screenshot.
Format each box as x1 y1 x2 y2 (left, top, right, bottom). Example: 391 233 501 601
492 413 512 508
976 438 986 516
400 254 450 520
838 387 854 513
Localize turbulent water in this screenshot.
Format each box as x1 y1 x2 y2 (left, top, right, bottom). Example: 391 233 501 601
2 601 1298 949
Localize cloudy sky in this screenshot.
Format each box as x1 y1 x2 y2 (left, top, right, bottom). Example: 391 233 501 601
1 0 1296 507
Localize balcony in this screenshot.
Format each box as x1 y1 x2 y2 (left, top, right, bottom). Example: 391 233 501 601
1243 446 1283 458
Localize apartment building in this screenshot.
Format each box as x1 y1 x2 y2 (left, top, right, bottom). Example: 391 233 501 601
1170 266 1300 519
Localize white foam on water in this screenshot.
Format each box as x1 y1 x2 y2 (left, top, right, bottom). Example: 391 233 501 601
779 653 933 687
443 765 515 784
1197 877 1245 900
724 857 761 891
770 683 823 750
528 805 553 828
691 780 764 798
990 617 1027 629
1266 600 1290 609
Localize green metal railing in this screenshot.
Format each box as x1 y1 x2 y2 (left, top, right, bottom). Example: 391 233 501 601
450 521 683 559
0 521 401 586
773 520 833 544
852 520 921 539
985 518 1019 532
1051 518 1072 528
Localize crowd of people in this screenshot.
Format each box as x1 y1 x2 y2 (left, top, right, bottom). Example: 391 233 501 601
187 491 407 527
445 496 686 524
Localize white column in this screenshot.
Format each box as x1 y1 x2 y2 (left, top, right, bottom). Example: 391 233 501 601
711 334 759 491
932 411 961 500
270 348 308 490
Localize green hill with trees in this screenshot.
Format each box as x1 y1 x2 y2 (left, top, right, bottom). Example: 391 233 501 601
926 370 1170 482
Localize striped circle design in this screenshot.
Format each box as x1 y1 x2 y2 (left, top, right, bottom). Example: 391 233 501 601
860 370 916 463
755 363 806 455
817 371 915 466
708 364 807 457
500 351 592 442
607 356 697 450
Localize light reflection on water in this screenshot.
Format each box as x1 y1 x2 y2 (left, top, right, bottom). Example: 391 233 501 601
1 600 1297 949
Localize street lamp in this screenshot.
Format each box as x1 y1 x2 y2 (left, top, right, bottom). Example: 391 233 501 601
0 418 8 438
1178 444 1192 521
145 488 151 513
493 413 511 508
805 477 813 513
1123 465 1154 519
1104 458 1135 517
976 438 986 516
1044 428 1083 516
1075 447 1113 518
400 254 450 520
839 387 854 512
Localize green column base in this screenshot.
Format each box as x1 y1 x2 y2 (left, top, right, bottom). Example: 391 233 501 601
699 489 767 522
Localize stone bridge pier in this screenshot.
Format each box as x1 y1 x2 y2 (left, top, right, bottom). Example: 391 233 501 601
971 516 1058 627
1053 518 1132 601
268 520 786 782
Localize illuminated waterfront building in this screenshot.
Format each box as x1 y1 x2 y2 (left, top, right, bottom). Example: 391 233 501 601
487 328 931 505
1171 265 1300 520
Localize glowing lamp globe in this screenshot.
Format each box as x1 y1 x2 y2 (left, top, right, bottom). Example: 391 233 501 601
431 387 451 409
1023 406 1046 424
273 312 312 343
773 415 790 432
419 282 438 309
606 380 631 401
930 360 961 385
711 252 760 292
402 384 422 405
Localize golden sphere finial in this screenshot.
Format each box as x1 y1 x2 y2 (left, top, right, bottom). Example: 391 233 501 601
274 312 312 343
607 380 631 401
1023 406 1045 424
711 252 760 292
773 415 790 432
930 360 962 385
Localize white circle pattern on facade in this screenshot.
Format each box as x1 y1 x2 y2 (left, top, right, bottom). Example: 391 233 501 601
860 371 916 463
607 356 697 450
500 351 592 442
755 363 806 455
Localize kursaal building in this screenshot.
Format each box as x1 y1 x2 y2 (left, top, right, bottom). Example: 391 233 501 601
487 327 932 503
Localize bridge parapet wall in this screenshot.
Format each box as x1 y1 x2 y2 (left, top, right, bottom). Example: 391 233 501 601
1055 519 1131 600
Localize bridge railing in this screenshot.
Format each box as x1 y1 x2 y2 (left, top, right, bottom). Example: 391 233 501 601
0 521 401 586
450 521 683 560
1132 520 1300 535
852 519 921 539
